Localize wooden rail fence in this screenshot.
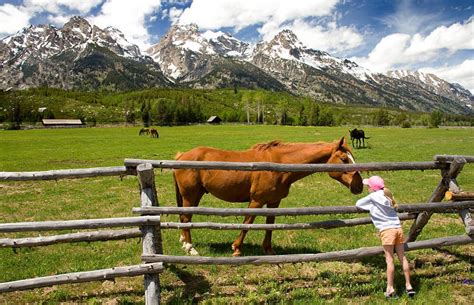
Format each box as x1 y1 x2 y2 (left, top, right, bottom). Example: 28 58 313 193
0 154 473 305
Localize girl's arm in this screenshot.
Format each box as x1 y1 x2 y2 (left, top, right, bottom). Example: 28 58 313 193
356 195 372 211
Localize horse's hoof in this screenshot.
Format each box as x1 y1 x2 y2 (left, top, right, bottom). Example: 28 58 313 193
188 248 199 256
182 242 199 256
232 250 241 257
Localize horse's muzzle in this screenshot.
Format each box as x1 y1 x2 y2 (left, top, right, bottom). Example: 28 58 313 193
350 172 364 194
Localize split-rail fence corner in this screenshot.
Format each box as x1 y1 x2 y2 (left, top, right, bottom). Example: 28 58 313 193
0 154 473 304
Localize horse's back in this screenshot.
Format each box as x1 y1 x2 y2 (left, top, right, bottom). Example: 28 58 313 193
174 147 255 202
176 146 255 162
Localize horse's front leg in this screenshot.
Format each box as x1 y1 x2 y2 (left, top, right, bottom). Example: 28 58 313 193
179 197 200 256
262 201 280 255
231 200 261 256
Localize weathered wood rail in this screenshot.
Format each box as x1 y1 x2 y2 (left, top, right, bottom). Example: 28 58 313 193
0 154 472 305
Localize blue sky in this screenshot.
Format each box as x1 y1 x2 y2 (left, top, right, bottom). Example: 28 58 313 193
0 0 473 91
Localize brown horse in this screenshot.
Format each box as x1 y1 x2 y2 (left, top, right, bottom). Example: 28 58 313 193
150 128 159 138
139 128 150 136
173 137 363 256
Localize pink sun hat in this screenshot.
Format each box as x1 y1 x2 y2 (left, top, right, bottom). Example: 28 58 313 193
362 176 385 191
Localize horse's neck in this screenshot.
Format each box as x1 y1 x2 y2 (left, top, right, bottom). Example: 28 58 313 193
279 142 335 185
279 142 334 164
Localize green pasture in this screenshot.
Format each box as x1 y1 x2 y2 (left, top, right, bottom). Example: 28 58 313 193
0 125 473 304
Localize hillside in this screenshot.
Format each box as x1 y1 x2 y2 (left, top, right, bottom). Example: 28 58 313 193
1 88 472 128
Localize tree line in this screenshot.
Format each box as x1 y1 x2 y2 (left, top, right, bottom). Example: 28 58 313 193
0 87 472 129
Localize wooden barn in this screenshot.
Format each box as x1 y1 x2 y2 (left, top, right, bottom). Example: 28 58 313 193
207 116 222 124
42 119 84 128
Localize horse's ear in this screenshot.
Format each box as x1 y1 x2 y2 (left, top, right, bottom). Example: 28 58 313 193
338 137 345 149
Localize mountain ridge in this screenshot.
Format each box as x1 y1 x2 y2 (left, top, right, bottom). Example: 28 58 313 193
0 17 472 114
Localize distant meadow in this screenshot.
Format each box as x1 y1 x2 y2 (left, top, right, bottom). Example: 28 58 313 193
0 125 473 304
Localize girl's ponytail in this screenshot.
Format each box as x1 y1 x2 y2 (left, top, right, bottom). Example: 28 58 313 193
383 188 398 208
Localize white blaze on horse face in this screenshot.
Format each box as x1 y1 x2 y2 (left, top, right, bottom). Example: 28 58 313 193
347 152 356 164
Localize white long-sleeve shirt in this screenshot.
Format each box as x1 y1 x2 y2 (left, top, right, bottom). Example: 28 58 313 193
356 190 401 231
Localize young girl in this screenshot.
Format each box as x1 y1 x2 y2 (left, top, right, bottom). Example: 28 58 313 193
356 176 415 298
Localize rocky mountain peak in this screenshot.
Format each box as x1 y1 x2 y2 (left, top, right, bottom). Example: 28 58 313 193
146 23 252 80
272 29 302 49
387 69 473 109
0 16 169 91
62 16 92 34
252 30 305 61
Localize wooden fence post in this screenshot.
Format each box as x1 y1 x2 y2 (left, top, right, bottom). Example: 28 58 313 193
137 163 163 305
407 156 466 242
445 179 473 236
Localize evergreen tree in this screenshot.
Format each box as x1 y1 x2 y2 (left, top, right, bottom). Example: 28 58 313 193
318 107 335 126
309 104 320 126
429 110 443 128
297 104 307 126
374 109 390 126
140 101 151 127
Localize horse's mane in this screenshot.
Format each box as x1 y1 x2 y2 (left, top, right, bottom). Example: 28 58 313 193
251 140 284 151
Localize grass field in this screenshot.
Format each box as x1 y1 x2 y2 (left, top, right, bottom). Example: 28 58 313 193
0 125 473 304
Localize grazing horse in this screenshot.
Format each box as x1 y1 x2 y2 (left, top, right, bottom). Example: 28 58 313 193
349 128 369 148
150 128 159 138
173 137 363 256
139 128 150 136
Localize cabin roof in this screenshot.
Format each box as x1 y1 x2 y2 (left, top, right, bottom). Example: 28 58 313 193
42 119 83 125
207 116 222 123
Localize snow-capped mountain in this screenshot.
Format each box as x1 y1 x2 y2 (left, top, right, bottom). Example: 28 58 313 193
250 29 377 82
0 16 170 90
0 17 471 114
387 70 473 109
145 23 284 90
246 29 471 113
146 24 252 81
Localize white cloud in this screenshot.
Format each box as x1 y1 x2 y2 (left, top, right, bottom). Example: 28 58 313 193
24 0 103 14
420 60 474 93
178 0 339 30
176 0 362 53
0 4 31 37
260 19 363 53
352 17 474 73
168 7 184 24
380 0 438 35
47 14 75 26
89 0 162 49
352 33 411 72
405 17 474 56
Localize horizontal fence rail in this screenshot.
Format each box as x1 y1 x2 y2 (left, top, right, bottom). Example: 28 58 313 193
1 155 471 182
0 166 128 181
143 235 473 266
125 159 447 173
158 213 416 231
133 201 474 217
0 228 142 248
0 216 161 233
0 263 164 293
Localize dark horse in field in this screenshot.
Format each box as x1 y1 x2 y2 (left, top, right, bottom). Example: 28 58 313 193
139 128 150 136
173 137 363 256
150 128 159 138
349 128 369 148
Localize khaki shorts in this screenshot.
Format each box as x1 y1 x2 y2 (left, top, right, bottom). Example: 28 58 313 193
379 228 405 245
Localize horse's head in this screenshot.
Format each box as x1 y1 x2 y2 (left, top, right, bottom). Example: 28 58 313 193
327 137 363 194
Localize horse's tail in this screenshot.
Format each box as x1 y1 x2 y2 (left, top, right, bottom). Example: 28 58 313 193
173 172 183 208
174 152 184 208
